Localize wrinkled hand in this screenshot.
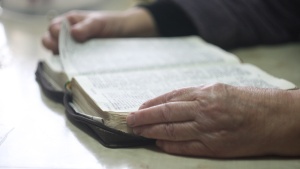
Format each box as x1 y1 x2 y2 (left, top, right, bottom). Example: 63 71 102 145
127 83 300 158
42 8 157 54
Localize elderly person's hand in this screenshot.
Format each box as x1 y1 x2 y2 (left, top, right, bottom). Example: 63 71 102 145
127 83 300 158
42 8 157 54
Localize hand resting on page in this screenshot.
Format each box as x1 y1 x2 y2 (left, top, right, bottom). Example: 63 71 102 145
127 83 300 158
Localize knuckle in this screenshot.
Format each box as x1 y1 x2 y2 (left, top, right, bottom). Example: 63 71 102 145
88 15 101 24
164 89 182 103
194 83 229 109
211 82 224 87
161 103 172 121
207 83 228 92
163 123 177 140
166 87 194 102
66 10 86 23
165 89 179 102
202 82 223 89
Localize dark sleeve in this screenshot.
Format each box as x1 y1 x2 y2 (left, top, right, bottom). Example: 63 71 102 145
141 0 198 37
142 0 300 50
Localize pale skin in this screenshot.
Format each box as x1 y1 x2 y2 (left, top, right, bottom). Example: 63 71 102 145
42 8 300 158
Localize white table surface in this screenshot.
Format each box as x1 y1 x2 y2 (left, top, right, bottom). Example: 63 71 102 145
0 1 300 169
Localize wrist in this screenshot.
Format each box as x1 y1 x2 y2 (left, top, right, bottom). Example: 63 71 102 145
261 89 300 156
273 90 300 155
230 87 300 156
121 8 158 37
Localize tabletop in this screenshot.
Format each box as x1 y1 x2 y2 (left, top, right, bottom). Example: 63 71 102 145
0 1 300 169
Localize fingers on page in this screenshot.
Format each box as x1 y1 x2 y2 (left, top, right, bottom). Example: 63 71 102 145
129 101 197 127
71 18 99 42
133 121 199 141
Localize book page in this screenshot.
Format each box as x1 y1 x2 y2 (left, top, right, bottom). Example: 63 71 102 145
0 123 14 146
59 20 240 76
59 19 75 64
0 23 11 68
73 64 295 113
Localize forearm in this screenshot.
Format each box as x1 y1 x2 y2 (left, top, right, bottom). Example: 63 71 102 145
272 89 300 155
121 8 158 37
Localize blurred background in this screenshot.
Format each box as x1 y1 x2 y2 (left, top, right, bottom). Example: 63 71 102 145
0 0 151 68
0 0 149 18
1 0 108 15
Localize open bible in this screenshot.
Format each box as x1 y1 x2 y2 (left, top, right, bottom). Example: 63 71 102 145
36 20 296 147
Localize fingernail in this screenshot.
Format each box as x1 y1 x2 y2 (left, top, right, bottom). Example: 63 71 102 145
126 113 135 127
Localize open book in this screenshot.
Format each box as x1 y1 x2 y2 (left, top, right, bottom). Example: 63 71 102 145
36 20 296 147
